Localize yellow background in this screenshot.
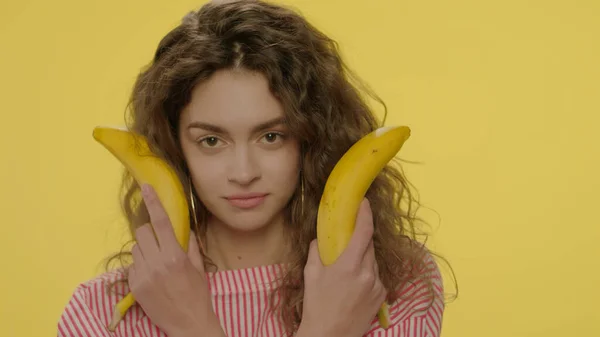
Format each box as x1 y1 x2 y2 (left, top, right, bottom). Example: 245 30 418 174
1 0 598 336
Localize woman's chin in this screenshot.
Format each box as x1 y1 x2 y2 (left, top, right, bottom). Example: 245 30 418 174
210 212 283 234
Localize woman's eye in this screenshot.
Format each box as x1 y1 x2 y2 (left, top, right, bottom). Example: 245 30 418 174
262 132 282 143
199 136 221 147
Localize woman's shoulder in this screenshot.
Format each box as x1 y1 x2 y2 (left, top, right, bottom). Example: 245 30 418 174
58 269 133 336
68 268 130 304
365 248 445 337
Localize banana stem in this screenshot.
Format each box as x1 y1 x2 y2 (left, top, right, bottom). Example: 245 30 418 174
108 292 135 331
377 303 391 329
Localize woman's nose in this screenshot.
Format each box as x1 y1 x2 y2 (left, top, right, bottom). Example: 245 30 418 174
227 146 261 185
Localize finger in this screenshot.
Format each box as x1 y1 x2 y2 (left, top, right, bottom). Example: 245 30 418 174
362 239 376 272
134 223 160 260
127 263 137 286
375 282 388 305
369 248 383 293
306 239 322 266
141 184 178 250
339 198 374 266
187 231 205 273
131 243 144 265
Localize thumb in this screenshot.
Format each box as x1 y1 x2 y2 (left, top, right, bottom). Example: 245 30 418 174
187 231 205 273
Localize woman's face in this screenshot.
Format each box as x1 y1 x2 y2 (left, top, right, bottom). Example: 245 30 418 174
179 68 301 233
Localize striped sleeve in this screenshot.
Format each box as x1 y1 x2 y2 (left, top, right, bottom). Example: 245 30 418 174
57 285 115 337
421 255 445 337
57 271 128 337
365 251 445 337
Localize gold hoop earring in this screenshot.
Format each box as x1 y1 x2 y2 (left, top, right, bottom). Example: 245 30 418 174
300 174 305 215
188 179 198 228
188 178 207 254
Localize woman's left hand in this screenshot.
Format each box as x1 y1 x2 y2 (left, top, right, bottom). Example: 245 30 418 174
128 184 224 337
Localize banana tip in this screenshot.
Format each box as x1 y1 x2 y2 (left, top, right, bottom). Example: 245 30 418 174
378 304 391 329
92 125 130 139
107 310 123 331
375 125 411 137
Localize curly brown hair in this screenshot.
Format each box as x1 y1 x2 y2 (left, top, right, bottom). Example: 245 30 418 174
105 0 455 335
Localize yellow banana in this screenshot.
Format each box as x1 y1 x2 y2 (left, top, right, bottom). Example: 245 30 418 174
316 125 411 329
92 126 191 331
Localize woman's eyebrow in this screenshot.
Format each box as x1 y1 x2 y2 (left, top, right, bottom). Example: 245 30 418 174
187 116 286 134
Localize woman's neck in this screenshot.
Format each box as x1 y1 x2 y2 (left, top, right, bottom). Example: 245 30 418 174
203 214 289 272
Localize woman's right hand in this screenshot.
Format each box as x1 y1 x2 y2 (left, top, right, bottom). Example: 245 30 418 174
298 198 387 337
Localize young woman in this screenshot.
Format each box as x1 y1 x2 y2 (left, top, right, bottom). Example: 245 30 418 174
58 1 448 336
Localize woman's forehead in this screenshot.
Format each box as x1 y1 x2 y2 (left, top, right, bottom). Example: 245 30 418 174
181 69 287 131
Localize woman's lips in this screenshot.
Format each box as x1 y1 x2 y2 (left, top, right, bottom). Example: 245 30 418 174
225 193 268 209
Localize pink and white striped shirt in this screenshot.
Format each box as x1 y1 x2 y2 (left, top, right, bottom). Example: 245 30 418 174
57 256 444 337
